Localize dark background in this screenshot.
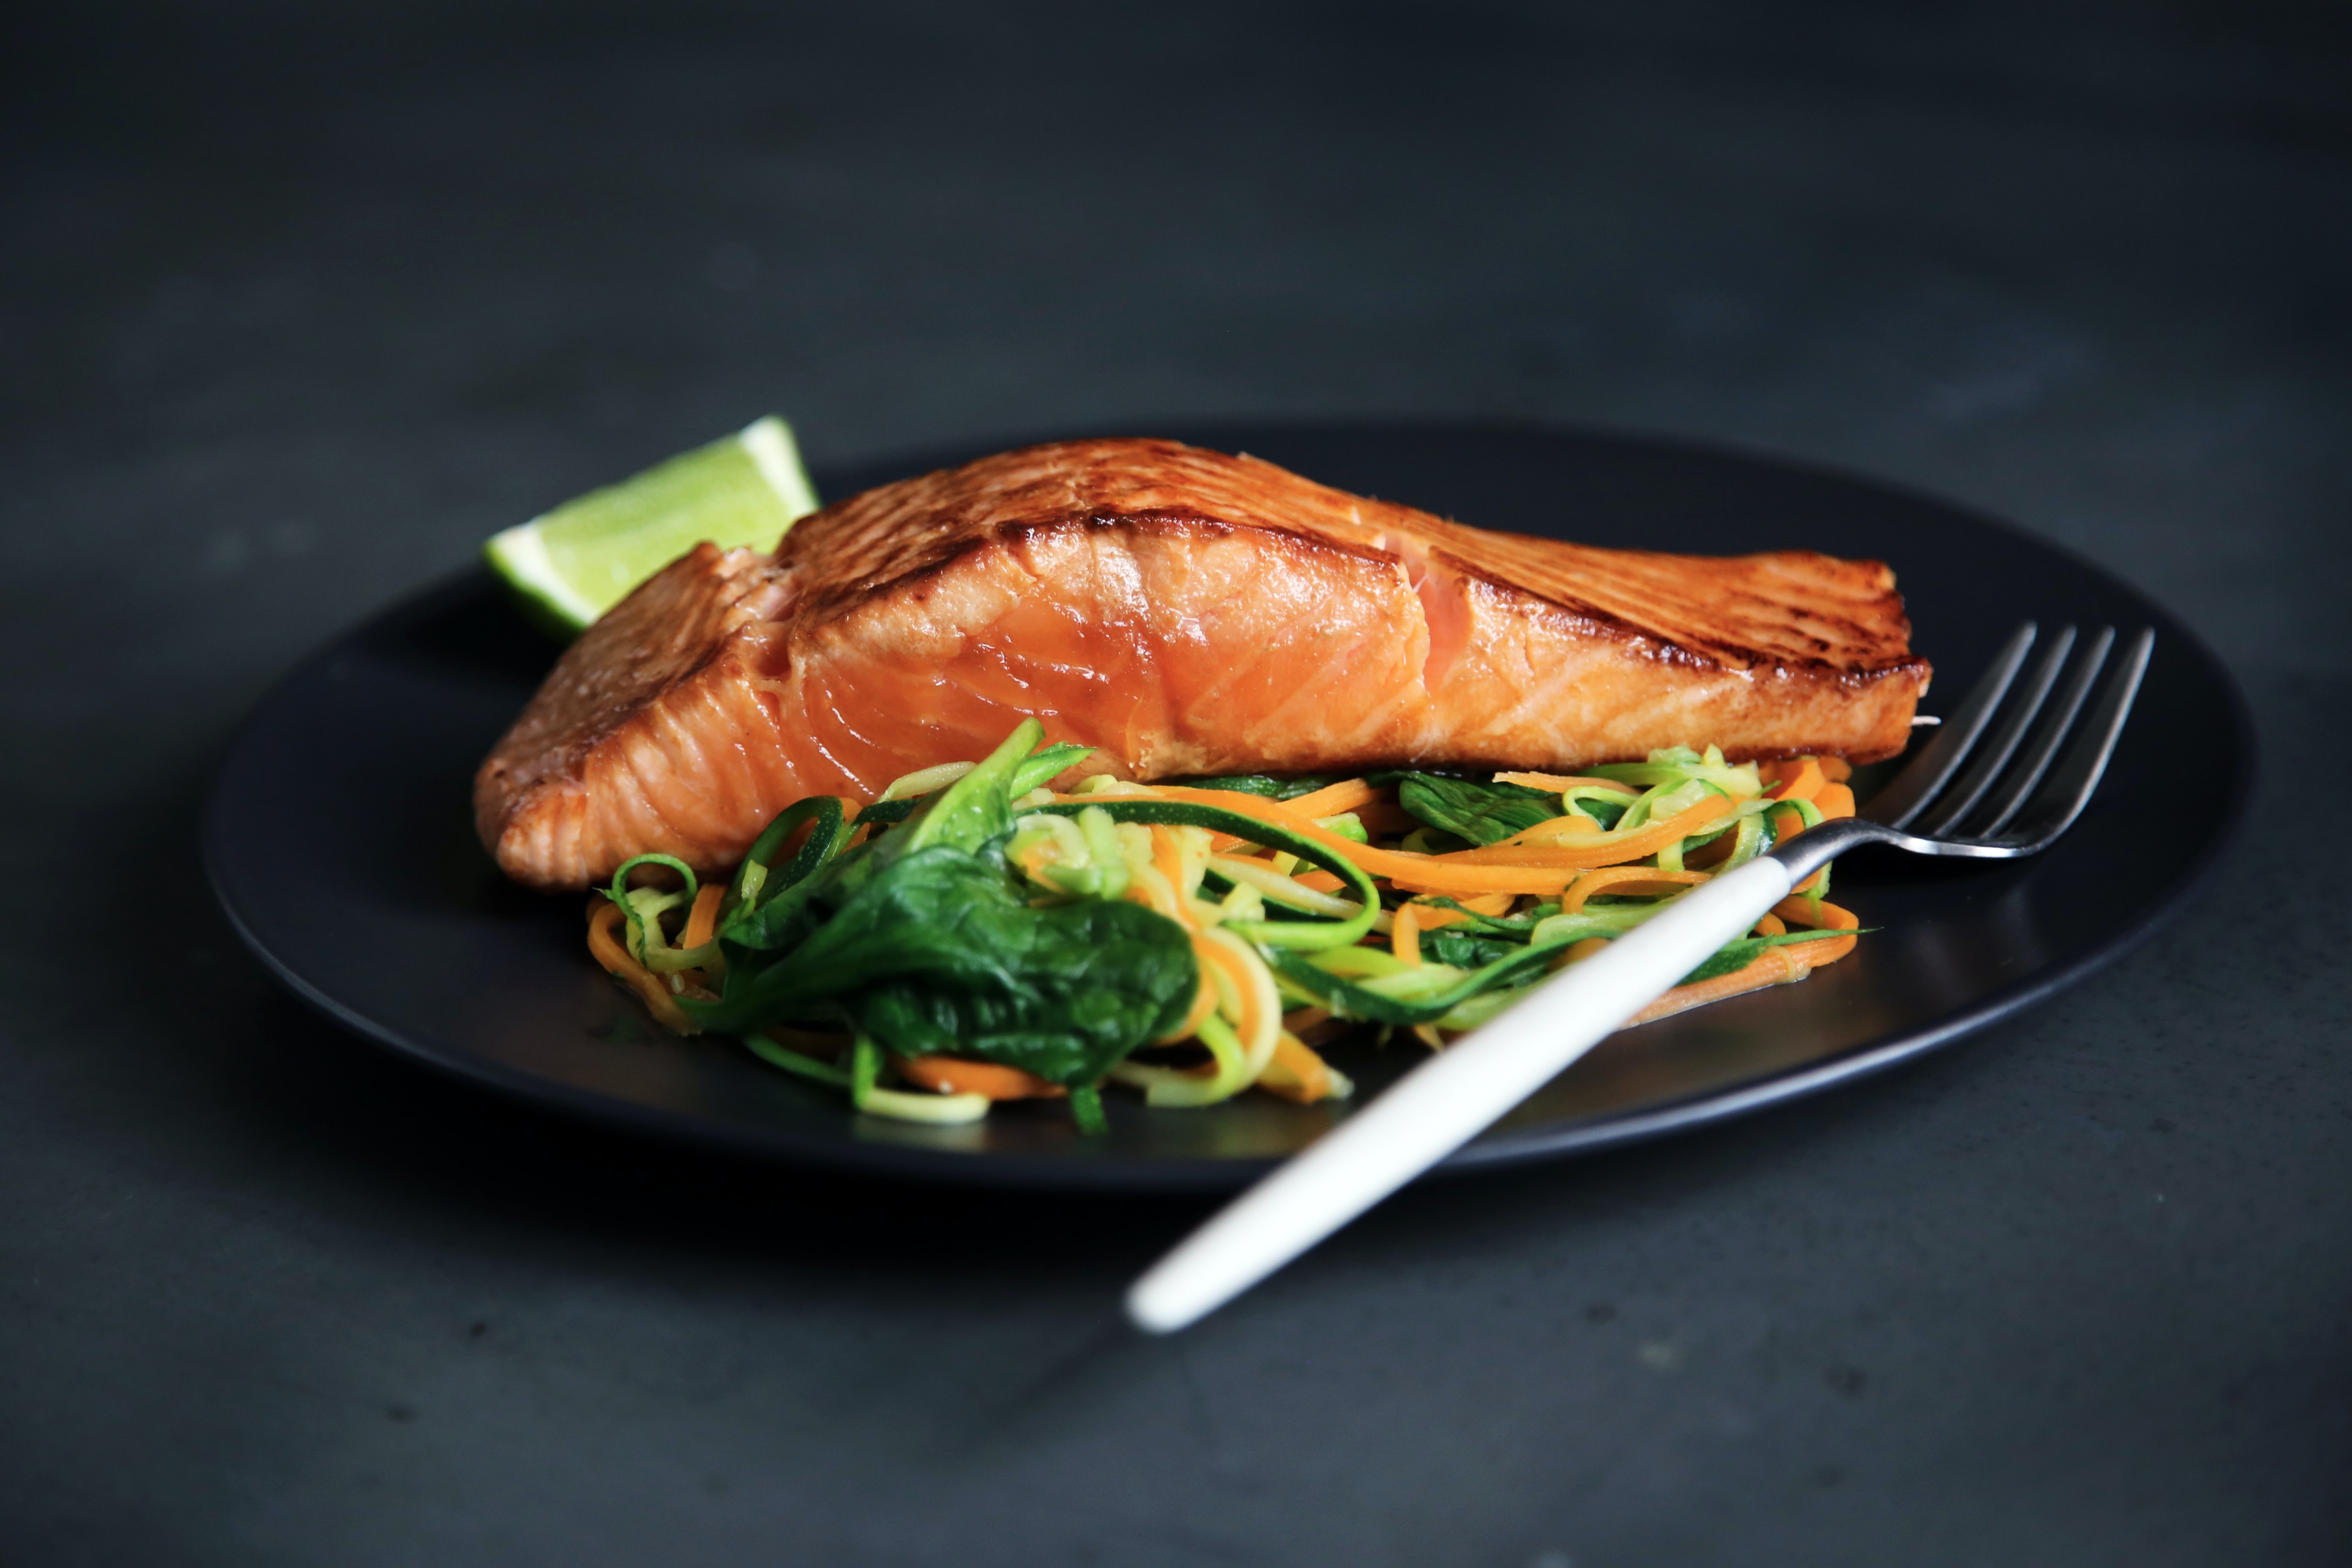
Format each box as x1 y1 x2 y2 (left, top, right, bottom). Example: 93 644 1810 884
4 3 2348 1564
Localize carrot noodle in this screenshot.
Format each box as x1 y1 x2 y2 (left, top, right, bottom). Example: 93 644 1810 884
1393 902 1424 965
1199 926 1281 1066
587 901 698 1034
1148 825 1193 925
681 884 723 949
1435 796 1734 865
1158 941 1222 1044
600 742 1873 1124
1408 902 1479 933
1257 1031 1345 1103
1775 895 1860 965
1559 865 1711 912
1384 865 1580 897
1764 757 1827 803
1627 945 1807 1025
676 884 727 988
896 1054 1066 1099
1280 778 1380 818
1562 936 1611 966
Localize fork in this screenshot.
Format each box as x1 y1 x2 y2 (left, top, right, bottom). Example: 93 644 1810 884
1128 621 2156 1334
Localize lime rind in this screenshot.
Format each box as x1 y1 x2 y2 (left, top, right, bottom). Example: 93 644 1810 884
740 415 819 519
484 415 819 636
485 523 601 632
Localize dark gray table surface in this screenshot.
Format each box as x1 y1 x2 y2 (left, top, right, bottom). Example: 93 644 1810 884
6 4 2348 1564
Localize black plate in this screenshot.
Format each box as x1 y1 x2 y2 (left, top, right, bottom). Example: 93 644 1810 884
205 424 2249 1190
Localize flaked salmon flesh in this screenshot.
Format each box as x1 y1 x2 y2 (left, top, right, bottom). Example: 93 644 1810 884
477 439 1929 891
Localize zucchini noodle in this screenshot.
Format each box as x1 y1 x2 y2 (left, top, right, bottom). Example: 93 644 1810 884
588 735 1869 1132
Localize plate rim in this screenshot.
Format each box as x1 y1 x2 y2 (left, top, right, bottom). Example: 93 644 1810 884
203 419 2258 1191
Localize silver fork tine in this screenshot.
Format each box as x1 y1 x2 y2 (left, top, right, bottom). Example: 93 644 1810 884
1971 626 2116 839
1914 625 2077 838
1992 628 2154 849
1864 621 2037 830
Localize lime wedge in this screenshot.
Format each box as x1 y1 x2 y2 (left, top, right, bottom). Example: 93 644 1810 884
485 415 820 635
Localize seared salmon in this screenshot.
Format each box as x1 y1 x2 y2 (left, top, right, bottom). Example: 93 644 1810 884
478 439 1929 891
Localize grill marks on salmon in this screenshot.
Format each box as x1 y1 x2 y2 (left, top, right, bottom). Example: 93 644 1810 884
477 438 1929 891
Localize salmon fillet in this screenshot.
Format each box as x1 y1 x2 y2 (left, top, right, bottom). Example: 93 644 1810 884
477 438 1929 891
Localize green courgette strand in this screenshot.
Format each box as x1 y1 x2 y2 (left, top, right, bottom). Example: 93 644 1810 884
1272 922 1856 1028
1762 793 1834 899
606 853 701 968
1009 741 1097 798
743 1032 854 1088
850 1034 882 1104
1269 940 1572 1026
1029 798 1381 951
726 795 848 926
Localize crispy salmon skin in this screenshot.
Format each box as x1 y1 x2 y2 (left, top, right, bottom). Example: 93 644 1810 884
477 438 1929 891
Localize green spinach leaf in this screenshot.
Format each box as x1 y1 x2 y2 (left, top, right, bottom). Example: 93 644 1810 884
1565 790 1630 831
1396 774 1561 845
1424 930 1527 968
689 841 1196 1084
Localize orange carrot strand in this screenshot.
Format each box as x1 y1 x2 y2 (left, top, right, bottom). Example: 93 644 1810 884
1393 903 1423 966
895 1055 1066 1100
586 901 698 1034
1256 1031 1336 1104
681 883 724 950
1627 946 1806 1024
1558 866 1709 912
1278 778 1381 819
1764 758 1827 803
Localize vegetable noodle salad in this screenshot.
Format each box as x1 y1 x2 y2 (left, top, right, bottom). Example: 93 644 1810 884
587 721 1866 1132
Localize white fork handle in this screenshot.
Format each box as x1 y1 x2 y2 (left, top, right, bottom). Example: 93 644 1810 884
1126 855 1798 1334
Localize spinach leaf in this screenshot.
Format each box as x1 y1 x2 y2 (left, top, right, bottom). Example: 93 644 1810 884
689 841 1196 1084
716 818 884 956
1424 930 1527 968
1566 791 1630 831
1396 773 1561 845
